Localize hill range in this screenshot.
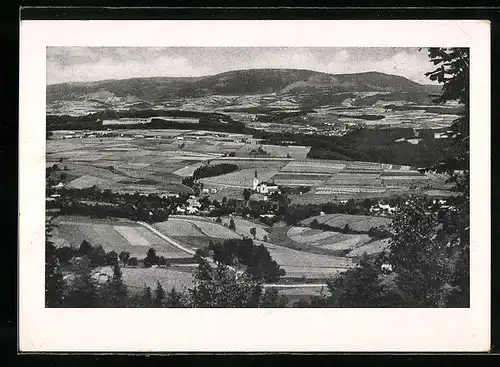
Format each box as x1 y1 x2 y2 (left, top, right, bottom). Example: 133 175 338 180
47 69 442 107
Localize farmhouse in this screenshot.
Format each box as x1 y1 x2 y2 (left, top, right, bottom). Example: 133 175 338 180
434 132 449 139
53 182 65 190
186 198 202 208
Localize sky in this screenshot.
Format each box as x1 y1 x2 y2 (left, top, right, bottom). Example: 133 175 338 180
46 47 439 85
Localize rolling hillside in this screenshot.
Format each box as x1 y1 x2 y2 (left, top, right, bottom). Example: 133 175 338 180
47 69 441 105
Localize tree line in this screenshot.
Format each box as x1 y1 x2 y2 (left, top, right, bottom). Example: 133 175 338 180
47 187 191 223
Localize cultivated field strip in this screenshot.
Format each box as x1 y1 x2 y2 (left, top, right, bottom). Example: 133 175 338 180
286 226 371 251
345 238 391 257
199 168 280 188
301 213 391 232
52 216 192 259
314 186 387 194
153 218 240 241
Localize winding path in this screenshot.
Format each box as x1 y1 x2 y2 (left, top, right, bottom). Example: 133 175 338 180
137 221 196 256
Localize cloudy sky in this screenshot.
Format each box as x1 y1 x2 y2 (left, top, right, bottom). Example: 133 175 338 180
46 47 438 85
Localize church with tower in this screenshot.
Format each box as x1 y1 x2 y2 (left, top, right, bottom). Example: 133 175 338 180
252 170 279 194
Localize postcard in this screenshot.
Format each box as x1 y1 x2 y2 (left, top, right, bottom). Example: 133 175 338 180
19 19 490 352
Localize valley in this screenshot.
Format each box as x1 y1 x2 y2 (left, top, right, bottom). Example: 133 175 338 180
46 68 460 305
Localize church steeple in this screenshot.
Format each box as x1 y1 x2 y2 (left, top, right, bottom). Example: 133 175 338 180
253 169 259 190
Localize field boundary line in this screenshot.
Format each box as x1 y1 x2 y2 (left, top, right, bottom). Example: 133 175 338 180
136 221 196 256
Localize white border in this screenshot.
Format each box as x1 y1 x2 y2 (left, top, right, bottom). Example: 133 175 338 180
19 20 491 352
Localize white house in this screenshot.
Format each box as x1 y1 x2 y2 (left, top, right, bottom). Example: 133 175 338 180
186 198 201 208
186 206 199 214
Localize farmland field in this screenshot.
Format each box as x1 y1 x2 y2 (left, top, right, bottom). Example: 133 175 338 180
281 160 346 173
262 241 356 278
211 158 289 170
236 144 311 159
301 213 392 232
153 218 240 249
220 216 270 240
48 132 448 201
285 226 371 252
96 265 194 294
51 215 191 259
346 238 392 257
199 168 280 188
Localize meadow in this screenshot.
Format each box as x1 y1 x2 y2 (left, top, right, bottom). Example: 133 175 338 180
153 217 240 249
51 215 191 259
300 213 392 232
96 265 195 295
286 227 372 251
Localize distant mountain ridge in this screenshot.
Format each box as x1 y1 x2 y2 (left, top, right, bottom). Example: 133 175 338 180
47 68 441 105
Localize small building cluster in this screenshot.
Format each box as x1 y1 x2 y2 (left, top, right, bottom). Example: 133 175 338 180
252 170 279 195
176 196 202 214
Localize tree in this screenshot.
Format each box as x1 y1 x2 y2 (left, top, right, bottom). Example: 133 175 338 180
199 196 211 209
229 218 236 231
78 240 94 257
89 245 107 268
207 239 285 283
153 281 166 307
119 251 130 266
55 246 76 264
388 196 459 307
190 260 263 308
105 250 119 266
250 227 257 238
63 256 98 308
259 288 289 308
391 47 471 307
157 256 169 267
165 287 187 308
45 219 65 307
144 248 158 268
243 188 252 201
141 285 153 307
101 263 128 307
317 253 405 308
361 198 373 211
127 257 138 267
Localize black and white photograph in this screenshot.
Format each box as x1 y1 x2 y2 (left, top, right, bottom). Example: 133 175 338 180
19 20 490 352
